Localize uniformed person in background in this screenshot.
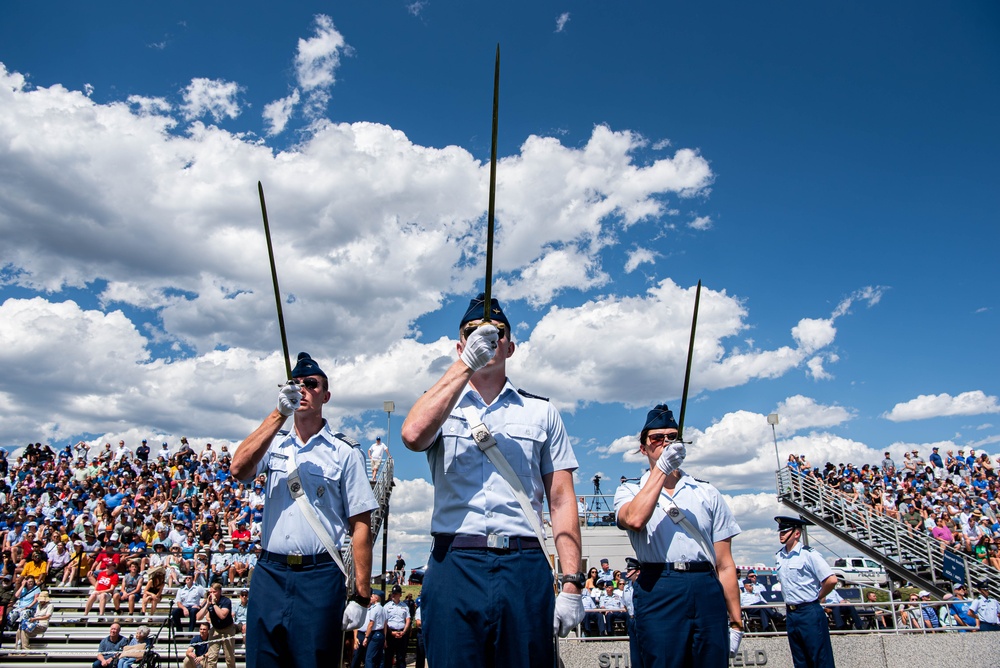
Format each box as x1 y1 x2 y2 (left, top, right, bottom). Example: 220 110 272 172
232 352 378 668
774 516 837 668
970 579 1000 631
615 404 743 668
401 294 585 668
383 584 411 667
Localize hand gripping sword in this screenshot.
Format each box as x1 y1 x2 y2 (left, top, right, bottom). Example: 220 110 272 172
259 182 354 666
677 280 702 441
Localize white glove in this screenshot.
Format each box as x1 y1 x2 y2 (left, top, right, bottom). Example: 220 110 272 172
655 441 686 475
277 382 302 416
553 592 585 637
342 601 367 630
729 627 743 656
460 324 499 372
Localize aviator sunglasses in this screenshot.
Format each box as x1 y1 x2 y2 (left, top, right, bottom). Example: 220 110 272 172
463 321 507 340
646 432 680 446
294 377 322 390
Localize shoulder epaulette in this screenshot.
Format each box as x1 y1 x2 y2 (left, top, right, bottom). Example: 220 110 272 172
334 432 361 448
803 546 816 552
277 429 290 436
517 388 549 401
693 477 711 484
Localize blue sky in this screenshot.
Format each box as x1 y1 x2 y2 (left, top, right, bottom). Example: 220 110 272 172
1 2 998 565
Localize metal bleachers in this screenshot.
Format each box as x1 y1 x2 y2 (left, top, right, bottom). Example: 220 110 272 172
776 467 1000 597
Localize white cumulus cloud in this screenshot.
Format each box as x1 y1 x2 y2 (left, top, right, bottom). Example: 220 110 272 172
181 78 243 122
883 391 1000 422
624 247 657 273
263 89 301 136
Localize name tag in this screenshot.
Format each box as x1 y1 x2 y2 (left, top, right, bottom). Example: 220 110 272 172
268 452 288 473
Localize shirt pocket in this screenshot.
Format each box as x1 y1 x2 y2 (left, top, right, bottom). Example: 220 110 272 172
301 464 341 510
499 423 545 477
441 416 476 474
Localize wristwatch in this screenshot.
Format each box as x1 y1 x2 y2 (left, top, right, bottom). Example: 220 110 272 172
559 572 587 588
349 592 371 607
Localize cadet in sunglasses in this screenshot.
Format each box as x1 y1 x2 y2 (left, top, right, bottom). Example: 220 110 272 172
401 293 585 668
615 404 742 668
231 352 377 668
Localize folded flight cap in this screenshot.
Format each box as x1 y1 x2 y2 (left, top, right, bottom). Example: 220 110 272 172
643 404 679 432
459 292 511 331
291 352 327 379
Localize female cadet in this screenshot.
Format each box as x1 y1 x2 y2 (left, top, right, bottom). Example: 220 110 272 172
614 404 743 667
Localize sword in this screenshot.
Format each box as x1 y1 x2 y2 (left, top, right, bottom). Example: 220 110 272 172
677 280 702 441
483 44 500 322
257 181 293 380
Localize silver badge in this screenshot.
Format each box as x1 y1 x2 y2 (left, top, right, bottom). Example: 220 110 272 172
290 481 301 494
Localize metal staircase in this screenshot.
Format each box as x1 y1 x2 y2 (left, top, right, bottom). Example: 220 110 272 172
776 467 999 597
341 454 394 591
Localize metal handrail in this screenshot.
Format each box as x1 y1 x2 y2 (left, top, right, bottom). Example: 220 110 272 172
341 454 394 588
776 468 999 595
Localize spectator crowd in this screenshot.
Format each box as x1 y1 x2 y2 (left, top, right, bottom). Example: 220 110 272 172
787 446 1000 567
0 438 259 665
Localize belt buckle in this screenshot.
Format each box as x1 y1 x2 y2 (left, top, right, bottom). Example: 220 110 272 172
487 534 509 550
287 553 303 566
672 561 689 571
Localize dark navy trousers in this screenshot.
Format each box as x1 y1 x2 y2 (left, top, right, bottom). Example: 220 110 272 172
422 539 555 668
786 601 835 668
364 629 384 667
633 568 727 668
245 558 346 668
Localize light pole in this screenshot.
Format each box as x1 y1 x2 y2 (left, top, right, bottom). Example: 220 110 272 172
383 401 395 448
381 401 394 583
767 413 780 471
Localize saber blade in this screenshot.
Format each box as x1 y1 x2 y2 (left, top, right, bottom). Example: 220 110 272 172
258 181 293 380
483 44 500 322
677 279 702 439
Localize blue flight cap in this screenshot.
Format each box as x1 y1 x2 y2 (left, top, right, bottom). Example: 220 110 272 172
460 293 511 331
291 352 327 379
641 404 679 440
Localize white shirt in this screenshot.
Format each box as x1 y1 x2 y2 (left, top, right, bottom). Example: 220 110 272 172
369 442 387 461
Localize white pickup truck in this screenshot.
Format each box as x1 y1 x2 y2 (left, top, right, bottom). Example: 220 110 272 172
826 556 888 586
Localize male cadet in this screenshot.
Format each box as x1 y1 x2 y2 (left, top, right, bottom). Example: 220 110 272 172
774 516 837 668
401 294 585 668
970 580 1000 631
232 352 378 668
384 584 411 667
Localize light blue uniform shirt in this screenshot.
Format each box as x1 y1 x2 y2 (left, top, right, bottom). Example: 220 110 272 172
384 599 410 631
366 602 387 632
427 380 577 537
774 543 834 605
251 421 378 555
970 595 1000 624
613 471 741 563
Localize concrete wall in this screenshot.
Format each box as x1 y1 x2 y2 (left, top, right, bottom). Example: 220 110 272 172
557 633 1000 668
